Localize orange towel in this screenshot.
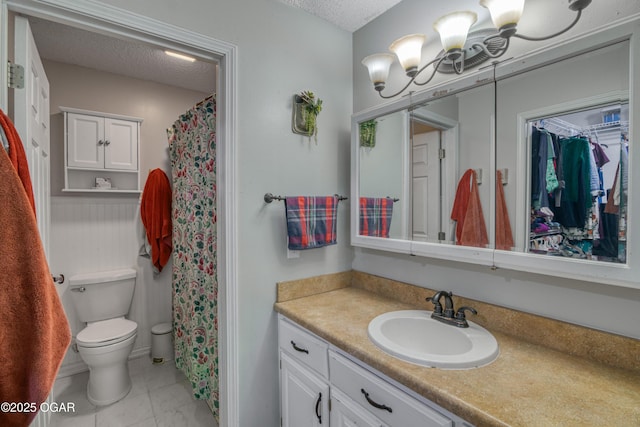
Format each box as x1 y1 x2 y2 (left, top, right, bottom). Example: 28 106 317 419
451 169 488 248
140 169 173 272
0 147 71 427
496 170 514 250
0 109 36 217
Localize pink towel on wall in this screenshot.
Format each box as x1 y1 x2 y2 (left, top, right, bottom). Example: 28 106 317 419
496 170 514 250
451 169 488 248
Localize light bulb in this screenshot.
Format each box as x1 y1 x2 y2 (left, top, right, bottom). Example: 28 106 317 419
434 11 478 54
389 34 426 77
362 53 396 91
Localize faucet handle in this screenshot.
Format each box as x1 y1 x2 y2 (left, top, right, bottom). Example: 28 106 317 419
426 295 443 315
455 306 477 320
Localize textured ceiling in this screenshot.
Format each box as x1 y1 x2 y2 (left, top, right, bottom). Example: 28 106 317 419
27 16 216 94
26 0 401 93
281 0 404 32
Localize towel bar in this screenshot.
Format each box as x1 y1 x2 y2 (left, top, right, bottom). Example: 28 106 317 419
264 193 348 203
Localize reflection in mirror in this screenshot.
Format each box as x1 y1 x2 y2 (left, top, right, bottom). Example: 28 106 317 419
409 84 495 248
496 40 630 265
358 110 409 240
527 103 628 263
357 83 495 249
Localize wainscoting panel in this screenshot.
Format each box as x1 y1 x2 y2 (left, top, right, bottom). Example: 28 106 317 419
50 195 172 376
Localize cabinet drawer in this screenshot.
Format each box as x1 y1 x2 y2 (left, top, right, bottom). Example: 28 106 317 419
278 317 329 378
329 351 452 427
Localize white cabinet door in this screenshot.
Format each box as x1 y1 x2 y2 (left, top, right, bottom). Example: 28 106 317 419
331 388 385 427
280 352 329 427
67 112 104 169
104 117 137 170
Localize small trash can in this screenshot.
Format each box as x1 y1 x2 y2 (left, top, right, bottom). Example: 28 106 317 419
151 322 173 364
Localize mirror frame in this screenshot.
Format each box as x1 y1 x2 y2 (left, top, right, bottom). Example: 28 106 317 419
351 16 640 289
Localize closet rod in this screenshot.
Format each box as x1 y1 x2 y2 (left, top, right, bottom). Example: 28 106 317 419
264 193 348 203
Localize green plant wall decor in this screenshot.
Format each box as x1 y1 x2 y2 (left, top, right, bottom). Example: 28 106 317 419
292 90 323 143
360 119 377 148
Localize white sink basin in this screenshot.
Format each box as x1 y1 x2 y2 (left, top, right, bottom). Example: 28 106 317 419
368 310 499 369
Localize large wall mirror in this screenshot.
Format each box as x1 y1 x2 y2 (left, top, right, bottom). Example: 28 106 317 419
352 18 639 288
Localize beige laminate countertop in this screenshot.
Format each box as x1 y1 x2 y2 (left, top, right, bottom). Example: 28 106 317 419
274 286 640 427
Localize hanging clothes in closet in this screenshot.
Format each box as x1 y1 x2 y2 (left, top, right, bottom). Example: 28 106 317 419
529 118 627 262
168 94 219 420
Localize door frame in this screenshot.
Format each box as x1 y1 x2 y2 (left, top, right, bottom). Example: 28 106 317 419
0 1 239 426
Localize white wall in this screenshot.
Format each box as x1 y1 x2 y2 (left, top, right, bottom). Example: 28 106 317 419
90 1 353 426
44 59 210 374
353 0 640 339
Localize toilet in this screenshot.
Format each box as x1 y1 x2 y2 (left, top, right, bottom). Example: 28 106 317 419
69 268 138 406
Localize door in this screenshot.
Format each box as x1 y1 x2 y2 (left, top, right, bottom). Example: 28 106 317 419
14 16 51 254
67 112 104 169
104 117 138 170
412 130 441 242
13 15 53 427
280 352 329 427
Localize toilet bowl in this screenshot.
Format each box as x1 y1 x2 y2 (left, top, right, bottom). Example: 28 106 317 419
76 317 138 405
69 268 138 406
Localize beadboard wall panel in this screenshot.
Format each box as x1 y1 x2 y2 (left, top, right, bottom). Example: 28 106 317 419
50 196 172 376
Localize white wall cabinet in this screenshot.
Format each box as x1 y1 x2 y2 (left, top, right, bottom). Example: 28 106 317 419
278 315 470 427
61 107 142 193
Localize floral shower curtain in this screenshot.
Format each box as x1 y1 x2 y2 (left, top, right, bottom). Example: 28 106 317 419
167 95 219 418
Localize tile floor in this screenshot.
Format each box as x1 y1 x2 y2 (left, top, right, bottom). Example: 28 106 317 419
50 357 218 427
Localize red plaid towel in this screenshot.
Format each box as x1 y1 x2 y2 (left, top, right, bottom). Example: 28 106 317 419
285 196 338 249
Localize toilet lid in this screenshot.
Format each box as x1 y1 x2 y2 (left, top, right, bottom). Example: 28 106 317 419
77 318 137 347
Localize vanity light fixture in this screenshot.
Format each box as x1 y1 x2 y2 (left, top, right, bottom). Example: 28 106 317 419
362 0 592 98
165 50 196 62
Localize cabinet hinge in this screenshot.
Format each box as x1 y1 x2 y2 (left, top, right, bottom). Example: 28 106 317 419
279 359 281 369
439 148 446 160
329 398 332 412
7 61 24 89
438 231 446 241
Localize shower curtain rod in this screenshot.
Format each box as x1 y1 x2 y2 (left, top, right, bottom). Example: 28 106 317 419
194 93 215 108
264 193 348 203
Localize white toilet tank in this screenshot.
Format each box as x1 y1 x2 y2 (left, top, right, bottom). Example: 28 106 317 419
69 268 137 323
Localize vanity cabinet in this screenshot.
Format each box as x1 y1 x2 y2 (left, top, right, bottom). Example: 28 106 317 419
61 107 142 193
278 315 468 427
279 315 330 426
280 352 329 427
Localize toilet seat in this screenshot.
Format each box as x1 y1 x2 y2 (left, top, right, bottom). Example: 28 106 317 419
77 318 137 348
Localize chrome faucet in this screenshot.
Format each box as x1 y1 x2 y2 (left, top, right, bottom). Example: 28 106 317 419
426 291 477 328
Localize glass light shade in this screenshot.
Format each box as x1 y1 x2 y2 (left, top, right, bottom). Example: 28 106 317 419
362 53 396 89
389 34 426 77
433 11 478 52
479 0 525 29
